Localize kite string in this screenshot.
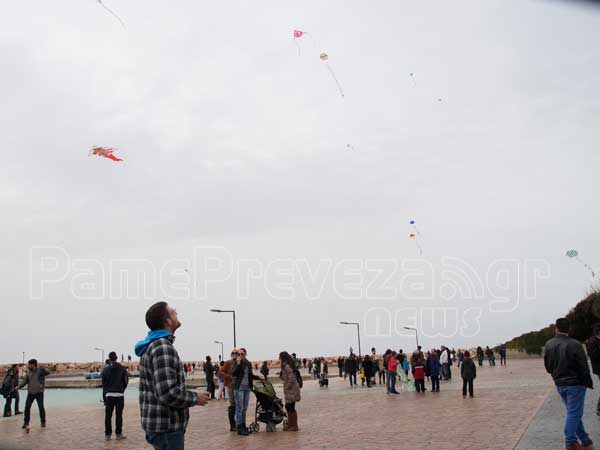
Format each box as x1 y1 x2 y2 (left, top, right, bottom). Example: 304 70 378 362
98 0 126 28
576 257 596 277
325 63 344 98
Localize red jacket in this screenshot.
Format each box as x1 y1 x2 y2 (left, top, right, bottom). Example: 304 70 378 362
414 365 425 380
388 357 399 373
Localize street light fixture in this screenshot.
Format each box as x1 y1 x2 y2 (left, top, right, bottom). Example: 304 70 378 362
214 340 224 361
339 321 362 357
94 347 105 365
210 309 237 347
403 326 420 349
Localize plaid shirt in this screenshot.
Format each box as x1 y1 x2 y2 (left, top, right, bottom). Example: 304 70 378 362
139 336 197 433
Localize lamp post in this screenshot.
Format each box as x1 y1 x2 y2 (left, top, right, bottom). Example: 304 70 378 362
403 326 419 349
214 340 224 361
339 321 361 357
94 347 105 365
22 352 25 365
210 309 236 347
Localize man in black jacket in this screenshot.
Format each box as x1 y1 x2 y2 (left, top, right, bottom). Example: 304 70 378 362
204 356 216 400
102 351 129 440
585 323 600 416
544 318 593 450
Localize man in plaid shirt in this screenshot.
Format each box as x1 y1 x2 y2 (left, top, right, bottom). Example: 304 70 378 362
136 302 210 450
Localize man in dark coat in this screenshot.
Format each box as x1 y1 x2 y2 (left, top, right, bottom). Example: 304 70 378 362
204 356 216 400
101 351 129 440
544 318 593 450
460 351 476 397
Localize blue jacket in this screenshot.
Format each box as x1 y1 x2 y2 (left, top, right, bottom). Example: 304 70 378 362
426 355 440 377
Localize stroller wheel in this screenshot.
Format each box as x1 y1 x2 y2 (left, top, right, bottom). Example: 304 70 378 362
282 419 289 431
266 422 276 432
250 422 260 433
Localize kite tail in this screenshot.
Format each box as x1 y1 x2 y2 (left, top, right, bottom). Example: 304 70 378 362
294 40 301 57
104 153 123 162
325 63 344 98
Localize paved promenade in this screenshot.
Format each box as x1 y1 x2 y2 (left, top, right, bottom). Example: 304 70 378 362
515 377 599 450
0 359 561 450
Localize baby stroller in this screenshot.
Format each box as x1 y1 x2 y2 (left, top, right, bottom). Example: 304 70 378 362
319 372 329 388
248 379 287 432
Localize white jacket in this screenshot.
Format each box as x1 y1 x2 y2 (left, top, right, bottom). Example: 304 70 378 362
439 351 449 364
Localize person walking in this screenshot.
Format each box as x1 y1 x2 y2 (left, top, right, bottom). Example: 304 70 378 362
585 323 600 416
439 346 450 381
101 351 129 441
135 301 210 450
387 352 399 394
203 356 216 400
499 346 507 366
2 365 21 417
362 355 374 388
476 346 484 367
460 351 476 398
217 349 238 431
18 359 50 431
457 349 464 368
279 351 301 431
344 354 358 387
232 348 258 436
426 349 440 392
337 356 344 378
544 318 593 450
260 361 270 381
485 346 495 366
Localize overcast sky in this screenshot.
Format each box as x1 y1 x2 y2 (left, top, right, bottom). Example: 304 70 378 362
1 0 599 364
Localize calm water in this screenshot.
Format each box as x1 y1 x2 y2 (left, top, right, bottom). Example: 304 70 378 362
14 387 138 410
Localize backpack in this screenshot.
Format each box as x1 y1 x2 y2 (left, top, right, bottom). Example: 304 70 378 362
294 369 303 388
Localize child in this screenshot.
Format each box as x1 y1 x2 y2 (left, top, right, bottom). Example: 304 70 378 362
400 359 414 392
413 363 425 393
216 361 227 400
460 350 476 397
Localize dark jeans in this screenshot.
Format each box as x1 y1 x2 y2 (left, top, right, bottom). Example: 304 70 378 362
462 379 474 396
4 390 20 416
431 375 439 391
24 393 45 425
338 367 343 377
500 355 506 366
389 372 397 392
348 372 357 386
206 378 216 399
146 430 185 450
378 370 385 384
477 357 483 366
415 379 425 392
284 402 296 413
104 396 124 436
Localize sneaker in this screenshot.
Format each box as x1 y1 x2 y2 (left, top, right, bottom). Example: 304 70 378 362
105 435 111 441
581 438 593 449
41 422 46 428
116 434 127 441
21 424 28 429
15 412 22 415
565 444 588 450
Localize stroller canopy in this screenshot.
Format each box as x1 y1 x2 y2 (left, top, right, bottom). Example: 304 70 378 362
253 379 277 399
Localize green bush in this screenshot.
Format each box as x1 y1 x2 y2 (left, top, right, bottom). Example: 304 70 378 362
502 290 600 354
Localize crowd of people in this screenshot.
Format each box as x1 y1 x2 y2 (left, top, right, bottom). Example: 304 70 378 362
2 305 599 450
